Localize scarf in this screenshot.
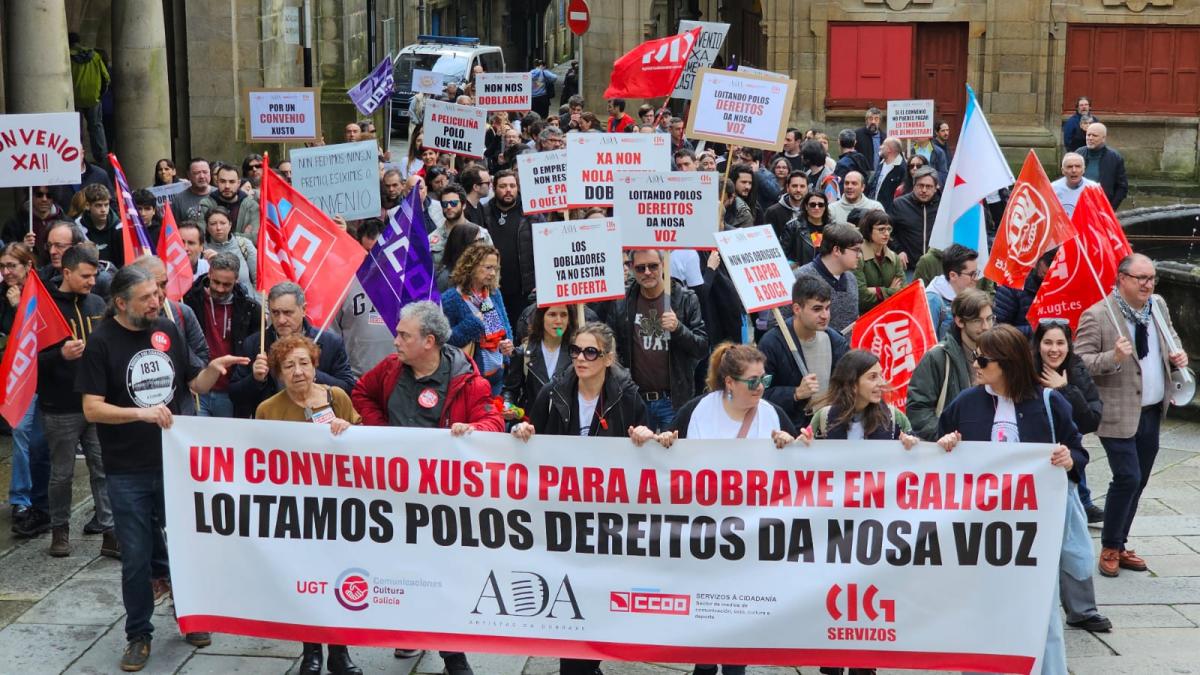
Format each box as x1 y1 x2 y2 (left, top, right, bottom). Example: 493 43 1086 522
465 289 507 376
1113 292 1151 360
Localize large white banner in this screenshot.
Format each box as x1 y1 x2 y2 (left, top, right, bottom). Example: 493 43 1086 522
164 417 1065 674
613 171 719 250
290 141 382 220
566 133 671 209
0 112 83 187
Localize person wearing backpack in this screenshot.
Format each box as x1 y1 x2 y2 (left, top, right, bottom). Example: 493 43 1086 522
906 288 992 441
69 33 110 163
802 349 920 446
529 58 557 118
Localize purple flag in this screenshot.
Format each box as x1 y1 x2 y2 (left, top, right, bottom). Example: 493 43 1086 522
348 55 395 116
356 188 439 335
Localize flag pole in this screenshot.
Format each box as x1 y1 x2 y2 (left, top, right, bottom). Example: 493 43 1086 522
259 150 270 356
28 187 33 235
772 306 807 377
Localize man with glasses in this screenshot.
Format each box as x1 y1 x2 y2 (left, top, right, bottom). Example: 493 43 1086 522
428 184 489 271
907 288 994 440
892 167 942 274
827 171 882 225
925 244 979 339
2 186 65 250
1076 253 1187 577
762 276 849 428
796 223 863 333
607 250 708 431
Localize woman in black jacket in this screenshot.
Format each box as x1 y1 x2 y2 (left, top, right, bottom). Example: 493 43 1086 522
502 305 579 419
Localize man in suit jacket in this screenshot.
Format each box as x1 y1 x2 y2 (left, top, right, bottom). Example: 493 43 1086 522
1075 254 1188 578
1075 122 1127 209
853 106 885 175
868 137 906 214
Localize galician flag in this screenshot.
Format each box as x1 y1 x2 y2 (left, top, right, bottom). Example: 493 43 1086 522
928 85 1014 268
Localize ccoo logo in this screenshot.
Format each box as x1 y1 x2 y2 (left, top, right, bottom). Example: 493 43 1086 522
335 568 371 611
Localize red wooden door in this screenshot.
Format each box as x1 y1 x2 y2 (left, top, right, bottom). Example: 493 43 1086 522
915 23 968 147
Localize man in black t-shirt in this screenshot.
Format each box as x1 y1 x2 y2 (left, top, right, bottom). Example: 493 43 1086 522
76 265 248 673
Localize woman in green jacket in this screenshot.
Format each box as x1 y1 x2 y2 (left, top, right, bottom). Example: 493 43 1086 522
853 210 905 311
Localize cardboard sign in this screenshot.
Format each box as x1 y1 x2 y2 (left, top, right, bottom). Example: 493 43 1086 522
289 140 382 220
245 88 320 142
565 133 671 209
516 150 568 215
738 65 789 81
613 171 720 250
147 181 190 207
685 68 796 150
0 112 83 187
673 21 730 100
411 69 445 95
422 99 487 158
475 73 533 111
533 218 626 307
713 225 793 313
887 99 935 139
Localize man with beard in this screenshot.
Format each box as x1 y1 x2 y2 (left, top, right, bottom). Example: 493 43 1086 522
854 107 885 173
183 252 260 417
381 169 405 211
200 165 260 240
459 165 491 226
481 170 535 329
428 184 490 270
77 265 249 672
170 158 216 223
764 170 810 264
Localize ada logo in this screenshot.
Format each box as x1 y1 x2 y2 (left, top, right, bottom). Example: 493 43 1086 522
471 570 584 620
609 590 691 616
1003 183 1051 268
335 568 371 611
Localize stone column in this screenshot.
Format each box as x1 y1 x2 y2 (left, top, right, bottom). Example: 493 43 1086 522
111 0 171 187
4 0 73 112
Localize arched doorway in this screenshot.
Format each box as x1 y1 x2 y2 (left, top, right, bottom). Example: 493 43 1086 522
721 0 767 69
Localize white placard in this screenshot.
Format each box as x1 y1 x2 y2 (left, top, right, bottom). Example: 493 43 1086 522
886 99 935 140
673 21 731 100
516 150 568 215
565 133 671 209
475 72 533 111
147 181 190 207
246 89 320 142
533 218 626 306
613 171 720 250
422 99 487 159
289 140 382 220
283 7 301 45
713 225 794 313
0 112 83 187
738 65 789 80
411 69 445 95
685 69 797 151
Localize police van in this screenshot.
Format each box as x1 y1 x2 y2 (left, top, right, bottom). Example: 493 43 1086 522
391 35 506 135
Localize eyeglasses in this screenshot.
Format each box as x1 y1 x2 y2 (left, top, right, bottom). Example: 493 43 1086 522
33 191 52 198
632 263 660 274
873 225 893 233
733 374 773 389
248 164 262 170
478 180 492 186
962 269 980 279
846 245 864 254
1121 272 1157 287
807 202 826 209
0 262 25 271
568 345 606 361
908 163 924 169
974 355 1002 368
966 314 995 327
441 200 461 208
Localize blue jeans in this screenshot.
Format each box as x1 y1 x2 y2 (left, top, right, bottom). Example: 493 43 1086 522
10 395 49 510
79 102 108 163
199 391 234 418
1099 405 1162 550
107 472 171 640
1077 470 1094 508
644 396 676 432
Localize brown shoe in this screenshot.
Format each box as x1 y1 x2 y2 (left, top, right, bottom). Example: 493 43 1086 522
1119 549 1148 571
49 526 71 557
100 530 121 559
151 577 172 603
1098 547 1120 577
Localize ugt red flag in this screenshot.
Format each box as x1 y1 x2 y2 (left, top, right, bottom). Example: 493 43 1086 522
1072 184 1132 289
604 27 701 99
156 206 193 301
851 280 937 411
258 162 367 330
1026 236 1106 331
984 150 1076 289
0 273 72 427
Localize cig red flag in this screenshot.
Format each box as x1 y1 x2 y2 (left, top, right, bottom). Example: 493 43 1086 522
258 160 367 330
108 153 154 264
0 273 72 427
984 150 1076 289
851 280 937 411
157 206 193 301
1025 236 1106 331
603 27 701 99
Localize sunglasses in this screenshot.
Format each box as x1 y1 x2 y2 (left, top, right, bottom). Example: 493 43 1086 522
33 191 53 198
974 355 1002 368
441 200 461 208
248 164 262 170
733 374 773 389
807 202 826 209
568 345 606 361
633 263 660 274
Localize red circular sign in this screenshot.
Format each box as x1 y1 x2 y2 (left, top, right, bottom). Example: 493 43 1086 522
567 0 591 36
151 331 171 352
418 388 440 409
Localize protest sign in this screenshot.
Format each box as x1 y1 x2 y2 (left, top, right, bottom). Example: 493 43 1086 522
686 68 796 150
713 225 793 313
613 171 719 250
147 181 190 208
565 133 671 209
411 69 445 95
475 72 533 111
0 112 82 187
245 88 320 142
738 65 789 80
533 218 625 306
516 150 568 215
673 21 730 100
164 416 1066 673
290 140 381 221
886 100 935 140
423 99 487 158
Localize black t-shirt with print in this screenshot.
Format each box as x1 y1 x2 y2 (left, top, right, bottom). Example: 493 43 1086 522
75 317 200 474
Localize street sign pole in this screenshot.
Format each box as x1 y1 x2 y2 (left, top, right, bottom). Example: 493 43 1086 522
567 0 590 109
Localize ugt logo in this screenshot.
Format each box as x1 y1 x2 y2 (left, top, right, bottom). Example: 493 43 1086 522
826 583 895 623
471 570 584 620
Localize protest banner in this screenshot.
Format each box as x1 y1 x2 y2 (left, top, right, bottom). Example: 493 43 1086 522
147 181 190 207
245 88 321 142
423 99 487 159
164 416 1066 673
411 68 445 95
533 218 625 306
566 133 671 209
475 72 533 111
685 69 796 150
673 21 730 100
613 170 719 250
289 140 382 221
886 100 935 140
713 225 794 313
516 150 568 215
0 112 83 187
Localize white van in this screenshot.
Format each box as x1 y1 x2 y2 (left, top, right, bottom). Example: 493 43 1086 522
390 35 506 134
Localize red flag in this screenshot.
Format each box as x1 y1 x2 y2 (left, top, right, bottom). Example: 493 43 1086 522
157 206 193 301
257 158 366 330
0 273 73 427
1026 236 1106 331
984 150 1077 289
603 27 701 99
851 281 937 411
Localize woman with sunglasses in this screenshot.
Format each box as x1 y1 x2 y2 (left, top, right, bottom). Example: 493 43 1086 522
853 211 905 312
895 154 928 199
792 192 831 268
936 324 1089 675
801 349 919 447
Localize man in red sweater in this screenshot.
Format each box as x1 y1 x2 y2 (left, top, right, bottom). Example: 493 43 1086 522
606 98 636 133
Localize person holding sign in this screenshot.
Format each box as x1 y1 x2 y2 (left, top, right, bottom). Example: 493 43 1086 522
441 243 515 395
